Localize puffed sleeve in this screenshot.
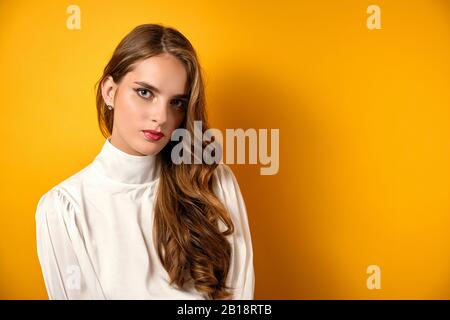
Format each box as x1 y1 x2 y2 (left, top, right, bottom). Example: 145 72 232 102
35 188 105 299
213 164 255 300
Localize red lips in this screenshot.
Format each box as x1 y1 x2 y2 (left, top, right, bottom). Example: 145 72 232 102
143 130 164 137
142 130 164 141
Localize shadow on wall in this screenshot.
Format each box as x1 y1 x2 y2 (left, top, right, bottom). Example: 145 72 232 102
210 62 342 299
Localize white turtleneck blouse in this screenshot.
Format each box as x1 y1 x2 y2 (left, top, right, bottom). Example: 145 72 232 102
35 137 255 300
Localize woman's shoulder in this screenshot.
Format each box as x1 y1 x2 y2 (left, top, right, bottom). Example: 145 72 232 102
212 163 245 207
212 164 252 238
213 163 236 181
35 164 94 222
35 186 79 228
212 163 238 192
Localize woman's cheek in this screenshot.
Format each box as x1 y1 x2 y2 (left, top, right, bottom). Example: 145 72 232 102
117 105 138 132
124 97 147 127
126 92 144 113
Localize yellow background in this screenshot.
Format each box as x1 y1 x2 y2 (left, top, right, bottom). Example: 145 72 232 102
0 0 449 299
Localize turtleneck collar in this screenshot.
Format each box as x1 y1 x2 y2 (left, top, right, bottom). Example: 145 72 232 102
92 137 160 185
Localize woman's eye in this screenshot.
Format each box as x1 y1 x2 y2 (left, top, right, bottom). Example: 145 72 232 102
171 99 186 109
135 88 153 99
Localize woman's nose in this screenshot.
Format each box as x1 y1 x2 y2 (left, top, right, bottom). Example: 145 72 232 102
149 97 169 125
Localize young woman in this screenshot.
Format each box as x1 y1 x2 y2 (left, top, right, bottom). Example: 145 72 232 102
35 24 255 300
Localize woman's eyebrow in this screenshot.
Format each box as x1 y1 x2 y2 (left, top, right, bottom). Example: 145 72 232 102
133 81 188 99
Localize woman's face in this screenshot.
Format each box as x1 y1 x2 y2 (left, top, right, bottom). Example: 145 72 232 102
101 53 188 156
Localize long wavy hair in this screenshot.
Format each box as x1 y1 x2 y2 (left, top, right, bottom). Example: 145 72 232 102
94 24 235 299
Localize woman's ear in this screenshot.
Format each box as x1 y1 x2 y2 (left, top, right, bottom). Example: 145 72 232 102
101 75 117 106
